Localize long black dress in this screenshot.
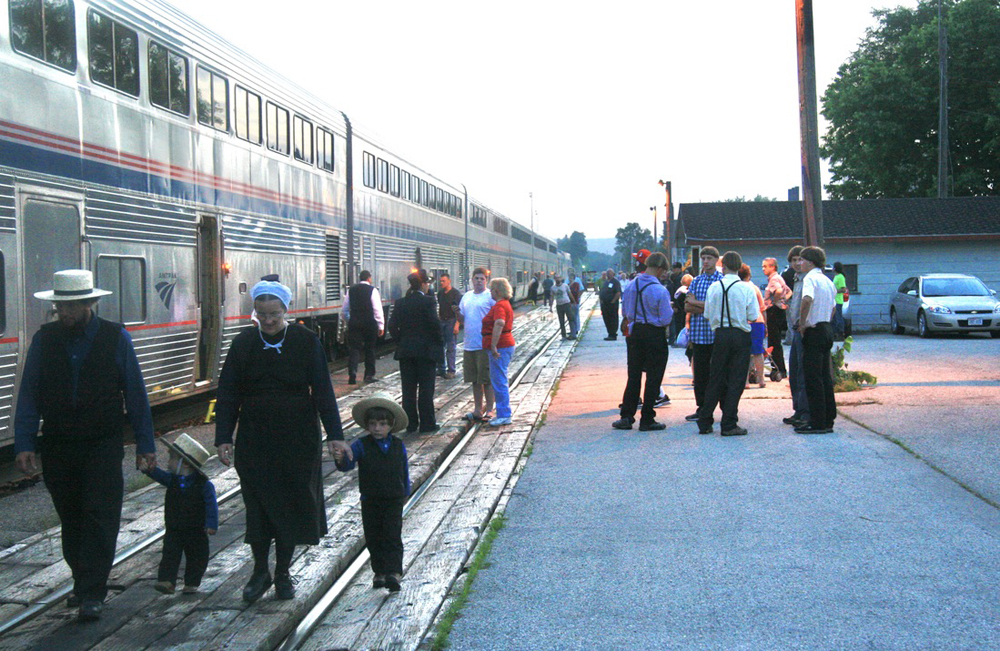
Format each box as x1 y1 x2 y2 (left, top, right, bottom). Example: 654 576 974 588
215 323 343 545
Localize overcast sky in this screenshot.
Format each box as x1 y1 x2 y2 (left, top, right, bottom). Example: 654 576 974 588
166 0 919 241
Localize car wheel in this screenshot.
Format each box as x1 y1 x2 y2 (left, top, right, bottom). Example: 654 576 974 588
992 329 1000 339
917 311 931 338
890 309 904 335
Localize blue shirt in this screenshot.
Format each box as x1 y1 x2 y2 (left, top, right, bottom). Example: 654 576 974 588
621 274 673 327
689 270 724 344
14 315 155 455
145 466 220 530
336 435 411 499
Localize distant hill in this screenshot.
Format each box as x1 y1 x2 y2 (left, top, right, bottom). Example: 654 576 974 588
587 237 617 255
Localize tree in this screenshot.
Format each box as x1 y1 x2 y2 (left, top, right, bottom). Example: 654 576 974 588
558 231 589 267
821 0 1000 198
723 195 778 202
613 223 655 270
583 251 613 274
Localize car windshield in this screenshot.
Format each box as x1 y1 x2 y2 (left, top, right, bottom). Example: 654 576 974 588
922 278 990 297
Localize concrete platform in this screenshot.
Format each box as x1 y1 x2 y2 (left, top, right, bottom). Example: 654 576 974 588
446 307 1000 650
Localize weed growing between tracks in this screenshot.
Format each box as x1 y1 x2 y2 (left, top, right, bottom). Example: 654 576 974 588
431 514 508 650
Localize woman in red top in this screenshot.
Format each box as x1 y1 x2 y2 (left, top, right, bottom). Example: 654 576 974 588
482 278 515 426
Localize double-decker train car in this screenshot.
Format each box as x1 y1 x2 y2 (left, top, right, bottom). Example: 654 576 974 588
0 0 569 447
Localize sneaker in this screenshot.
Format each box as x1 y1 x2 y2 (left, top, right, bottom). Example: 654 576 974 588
685 413 700 422
78 600 103 622
274 572 296 600
611 418 633 430
154 581 176 595
654 395 671 407
795 425 833 434
721 426 748 437
782 416 800 425
638 421 666 431
182 585 200 594
242 570 272 604
488 416 512 426
384 573 402 592
445 372 456 379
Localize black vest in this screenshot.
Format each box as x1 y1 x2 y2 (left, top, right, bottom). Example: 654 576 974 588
165 473 208 529
358 435 407 500
37 317 125 446
348 283 376 328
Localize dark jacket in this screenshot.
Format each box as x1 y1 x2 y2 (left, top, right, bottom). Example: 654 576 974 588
389 291 443 363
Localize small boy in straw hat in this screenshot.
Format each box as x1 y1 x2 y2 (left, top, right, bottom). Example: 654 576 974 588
333 393 410 592
143 433 219 594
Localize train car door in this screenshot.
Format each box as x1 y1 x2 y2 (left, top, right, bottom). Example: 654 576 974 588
17 186 84 350
196 215 223 383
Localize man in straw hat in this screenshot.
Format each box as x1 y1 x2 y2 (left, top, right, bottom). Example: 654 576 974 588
142 433 219 595
334 393 410 592
15 269 155 622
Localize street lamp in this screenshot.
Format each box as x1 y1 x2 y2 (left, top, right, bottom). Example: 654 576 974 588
658 180 672 261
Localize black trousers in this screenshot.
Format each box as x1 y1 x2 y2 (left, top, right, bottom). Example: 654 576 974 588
399 357 437 431
765 307 788 376
348 324 378 380
802 322 837 428
556 303 571 337
158 527 210 586
42 437 125 602
698 328 751 431
600 300 619 337
619 324 668 424
362 497 405 576
692 342 715 408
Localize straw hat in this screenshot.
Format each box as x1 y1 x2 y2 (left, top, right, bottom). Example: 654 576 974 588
34 269 112 302
352 393 409 433
162 433 211 477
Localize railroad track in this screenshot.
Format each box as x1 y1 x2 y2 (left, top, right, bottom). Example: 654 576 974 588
0 299 589 648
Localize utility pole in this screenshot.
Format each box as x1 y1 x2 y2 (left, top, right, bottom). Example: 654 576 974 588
649 206 657 247
659 180 672 261
529 192 535 273
937 0 949 198
796 0 824 246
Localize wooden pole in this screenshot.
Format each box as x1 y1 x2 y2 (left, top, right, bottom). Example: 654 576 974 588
796 0 823 246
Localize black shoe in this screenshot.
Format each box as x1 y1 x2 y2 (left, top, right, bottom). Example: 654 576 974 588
405 427 419 434
372 575 386 589
348 377 357 385
698 425 713 435
638 421 666 431
274 572 296 600
654 395 671 407
721 426 748 437
384 573 402 592
794 425 833 434
364 376 377 383
611 418 633 430
603 336 617 341
242 570 272 604
782 416 799 425
685 413 700 422
78 600 103 622
567 335 577 340
66 593 80 608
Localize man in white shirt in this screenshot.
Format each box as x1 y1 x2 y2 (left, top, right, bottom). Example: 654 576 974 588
343 270 385 384
696 251 760 437
455 268 496 421
795 246 838 434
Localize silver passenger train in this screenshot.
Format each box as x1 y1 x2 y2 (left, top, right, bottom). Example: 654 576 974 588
0 0 569 446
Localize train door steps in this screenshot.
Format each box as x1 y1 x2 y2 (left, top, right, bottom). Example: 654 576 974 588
0 295 597 650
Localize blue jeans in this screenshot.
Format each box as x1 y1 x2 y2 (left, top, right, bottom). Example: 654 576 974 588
788 330 809 421
832 303 845 339
489 346 515 418
568 303 580 337
438 318 457 374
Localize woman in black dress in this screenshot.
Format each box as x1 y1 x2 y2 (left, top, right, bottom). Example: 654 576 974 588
388 270 443 433
215 279 350 603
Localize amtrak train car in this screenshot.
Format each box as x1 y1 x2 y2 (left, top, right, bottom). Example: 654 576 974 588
0 0 568 447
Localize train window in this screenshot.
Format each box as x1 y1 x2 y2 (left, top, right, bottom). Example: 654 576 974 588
436 187 444 213
293 115 313 164
149 42 189 116
389 165 399 197
411 176 420 204
88 10 139 97
265 101 289 154
400 170 410 201
234 86 261 144
197 67 229 131
420 179 428 207
377 159 389 193
317 127 335 172
363 152 375 188
96 256 146 324
456 198 462 220
10 0 77 72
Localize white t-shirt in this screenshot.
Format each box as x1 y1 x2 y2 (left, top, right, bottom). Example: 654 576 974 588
459 290 496 351
801 267 837 328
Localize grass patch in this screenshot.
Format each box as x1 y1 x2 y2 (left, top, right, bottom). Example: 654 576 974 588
524 444 534 458
549 378 562 398
536 412 547 428
431 514 508 650
833 337 877 393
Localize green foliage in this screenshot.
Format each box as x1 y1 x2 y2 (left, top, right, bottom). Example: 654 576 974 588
832 336 879 392
723 195 778 202
613 222 655 270
583 250 612 273
558 231 589 268
821 0 1000 198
